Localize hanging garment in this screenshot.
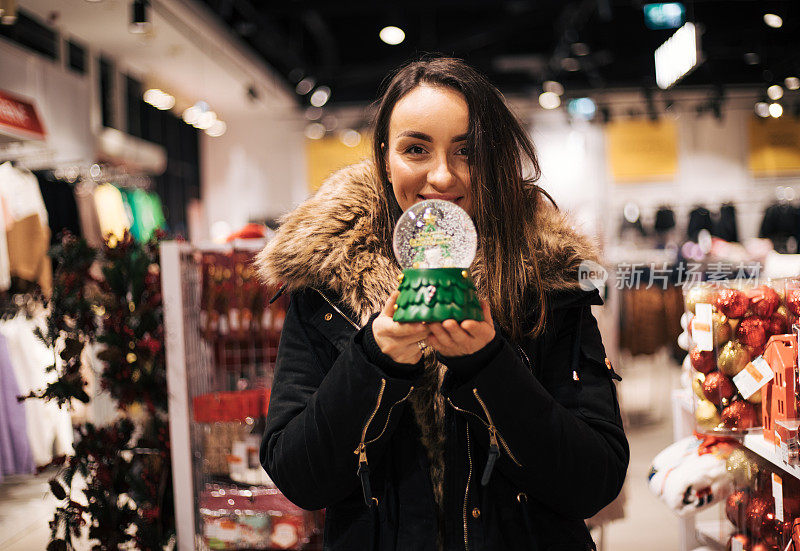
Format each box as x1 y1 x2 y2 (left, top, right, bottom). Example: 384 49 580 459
74 183 104 248
0 162 48 224
759 202 800 254
34 171 83 244
0 196 9 292
687 206 713 242
5 214 52 296
0 333 34 478
120 188 165 242
714 203 739 243
0 316 73 466
654 206 676 234
94 183 130 242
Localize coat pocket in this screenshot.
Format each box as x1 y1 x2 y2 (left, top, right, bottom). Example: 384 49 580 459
576 341 623 427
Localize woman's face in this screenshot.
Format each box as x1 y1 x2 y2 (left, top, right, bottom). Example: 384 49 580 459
384 85 472 215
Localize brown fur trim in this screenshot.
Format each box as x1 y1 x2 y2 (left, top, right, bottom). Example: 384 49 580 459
255 160 600 324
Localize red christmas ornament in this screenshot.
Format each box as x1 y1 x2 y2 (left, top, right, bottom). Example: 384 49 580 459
726 490 751 528
749 285 780 318
721 400 759 430
736 316 768 349
716 288 750 319
765 313 788 337
745 495 778 540
751 543 777 551
787 289 800 316
690 348 717 374
703 371 737 406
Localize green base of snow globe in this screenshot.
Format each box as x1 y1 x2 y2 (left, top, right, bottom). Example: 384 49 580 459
393 268 483 322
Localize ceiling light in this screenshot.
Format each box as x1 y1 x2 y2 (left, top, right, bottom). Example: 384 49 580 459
1 0 17 25
310 86 331 107
561 57 580 72
785 77 800 90
571 43 590 56
754 102 770 118
182 106 200 124
295 77 315 95
543 81 564 96
379 26 405 45
129 0 151 34
304 123 326 140
767 85 784 100
567 97 596 120
769 103 783 118
538 92 561 110
743 52 760 65
304 107 323 120
143 88 161 105
763 13 783 28
206 120 227 138
195 110 217 130
340 129 361 148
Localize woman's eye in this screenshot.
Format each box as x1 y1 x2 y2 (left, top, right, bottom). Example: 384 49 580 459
404 145 427 155
455 146 469 156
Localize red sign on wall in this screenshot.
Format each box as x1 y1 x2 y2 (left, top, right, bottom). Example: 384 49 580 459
0 89 46 141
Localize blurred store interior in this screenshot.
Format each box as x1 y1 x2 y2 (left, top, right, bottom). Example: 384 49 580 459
1 1 800 550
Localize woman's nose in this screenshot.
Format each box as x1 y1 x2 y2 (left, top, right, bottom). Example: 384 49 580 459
427 156 456 188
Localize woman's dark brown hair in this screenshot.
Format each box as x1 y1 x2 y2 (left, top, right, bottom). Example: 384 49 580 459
372 56 547 340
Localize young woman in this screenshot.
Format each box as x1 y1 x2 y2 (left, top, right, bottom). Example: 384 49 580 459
257 57 628 551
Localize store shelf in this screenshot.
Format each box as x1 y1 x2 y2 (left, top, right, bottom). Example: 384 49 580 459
743 430 800 480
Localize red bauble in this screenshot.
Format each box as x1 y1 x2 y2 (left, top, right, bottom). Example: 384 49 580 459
766 313 788 337
703 371 737 406
745 495 778 540
787 289 800 316
726 490 751 528
749 285 780 318
751 543 777 551
737 316 768 349
721 400 759 430
690 348 717 374
717 288 750 319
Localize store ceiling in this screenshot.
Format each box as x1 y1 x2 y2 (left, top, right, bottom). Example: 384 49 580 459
197 0 800 106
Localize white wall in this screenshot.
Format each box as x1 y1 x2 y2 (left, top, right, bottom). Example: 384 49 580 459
0 39 95 164
200 113 307 237
526 91 797 248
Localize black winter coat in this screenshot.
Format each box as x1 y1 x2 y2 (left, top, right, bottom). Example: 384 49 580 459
260 285 628 551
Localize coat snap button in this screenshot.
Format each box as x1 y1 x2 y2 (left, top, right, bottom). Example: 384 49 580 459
324 313 332 321
471 507 480 519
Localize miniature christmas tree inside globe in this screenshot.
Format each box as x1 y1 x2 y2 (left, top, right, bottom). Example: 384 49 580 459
392 200 483 322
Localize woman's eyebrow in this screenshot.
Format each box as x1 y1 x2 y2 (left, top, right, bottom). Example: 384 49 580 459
397 131 469 143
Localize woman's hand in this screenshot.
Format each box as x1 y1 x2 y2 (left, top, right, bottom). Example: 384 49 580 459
427 300 495 357
372 291 431 364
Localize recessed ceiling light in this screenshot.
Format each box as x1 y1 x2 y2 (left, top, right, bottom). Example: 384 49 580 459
295 77 315 95
754 102 769 118
310 86 331 107
538 92 561 110
543 81 564 96
785 77 800 90
305 123 326 140
379 26 405 45
763 13 783 28
561 57 580 72
768 103 783 118
743 52 760 65
767 85 784 100
571 43 590 57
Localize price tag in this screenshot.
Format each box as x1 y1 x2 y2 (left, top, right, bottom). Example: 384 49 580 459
733 355 774 399
692 303 714 351
773 473 784 522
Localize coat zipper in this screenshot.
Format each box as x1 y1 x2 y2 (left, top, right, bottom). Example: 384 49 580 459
355 379 385 506
365 386 414 445
446 397 521 468
312 287 360 330
515 343 533 373
463 425 472 551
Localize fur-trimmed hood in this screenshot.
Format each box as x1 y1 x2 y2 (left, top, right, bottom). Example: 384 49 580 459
256 160 600 325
